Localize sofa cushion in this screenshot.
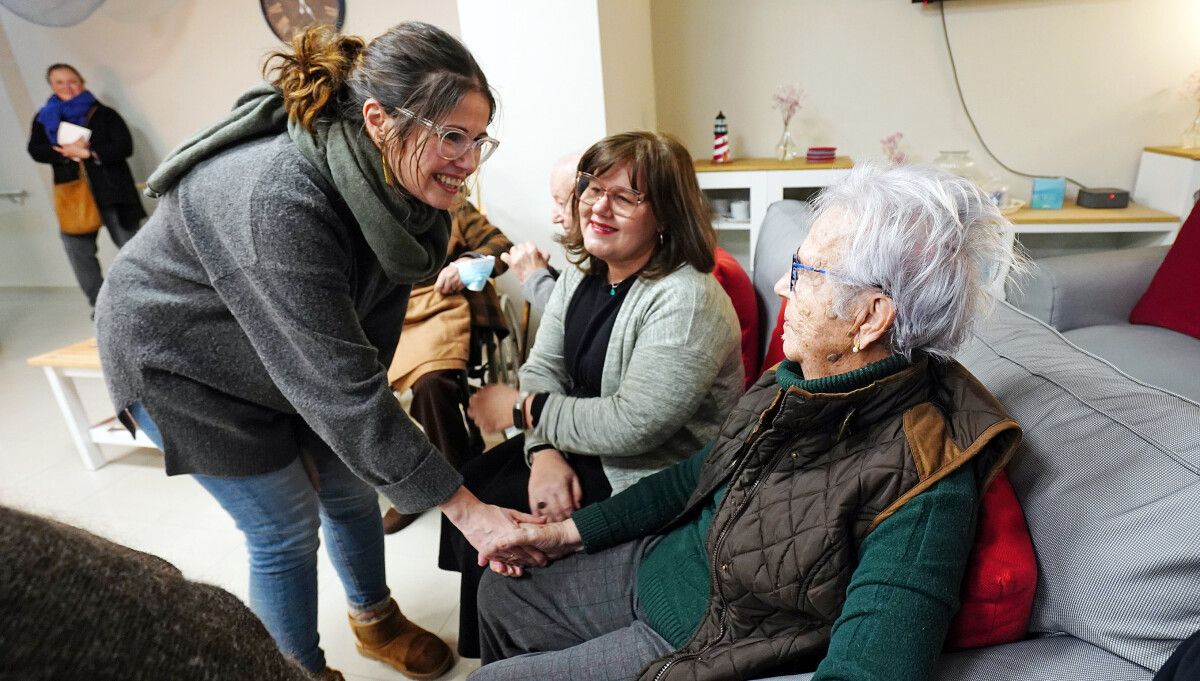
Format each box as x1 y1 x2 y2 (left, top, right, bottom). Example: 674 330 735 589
753 200 816 359
1063 324 1200 403
758 634 1153 681
763 301 787 370
1130 200 1200 339
944 470 1037 651
713 246 760 389
956 300 1200 673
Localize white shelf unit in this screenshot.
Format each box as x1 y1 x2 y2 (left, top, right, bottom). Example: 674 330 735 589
695 158 853 272
1134 146 1200 229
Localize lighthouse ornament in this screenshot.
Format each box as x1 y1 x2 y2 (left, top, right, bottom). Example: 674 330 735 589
712 111 731 163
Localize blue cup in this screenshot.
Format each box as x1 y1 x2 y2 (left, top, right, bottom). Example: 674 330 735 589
454 255 495 291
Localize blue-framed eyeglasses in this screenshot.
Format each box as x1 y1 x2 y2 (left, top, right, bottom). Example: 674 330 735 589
789 254 828 292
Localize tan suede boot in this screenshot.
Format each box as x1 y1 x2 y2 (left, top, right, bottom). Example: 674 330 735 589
349 599 453 680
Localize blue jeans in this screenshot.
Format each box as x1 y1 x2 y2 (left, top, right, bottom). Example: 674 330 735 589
129 403 390 672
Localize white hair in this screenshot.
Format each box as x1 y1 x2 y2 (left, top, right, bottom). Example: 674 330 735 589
815 162 1025 360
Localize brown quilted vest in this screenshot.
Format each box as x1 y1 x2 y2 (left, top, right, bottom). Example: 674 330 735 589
638 355 1021 681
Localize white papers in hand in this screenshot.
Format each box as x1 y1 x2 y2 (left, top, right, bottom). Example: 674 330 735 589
56 121 92 145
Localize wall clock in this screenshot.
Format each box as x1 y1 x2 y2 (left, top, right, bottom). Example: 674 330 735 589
260 0 345 43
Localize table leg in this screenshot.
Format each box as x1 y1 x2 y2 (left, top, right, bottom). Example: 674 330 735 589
42 366 106 470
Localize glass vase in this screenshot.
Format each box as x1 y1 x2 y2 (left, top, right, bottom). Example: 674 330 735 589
1182 109 1200 149
933 150 977 179
776 124 798 161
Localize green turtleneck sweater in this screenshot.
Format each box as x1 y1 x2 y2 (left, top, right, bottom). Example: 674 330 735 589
571 356 979 681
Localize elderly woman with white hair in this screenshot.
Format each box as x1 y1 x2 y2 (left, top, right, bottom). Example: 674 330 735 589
466 163 1026 681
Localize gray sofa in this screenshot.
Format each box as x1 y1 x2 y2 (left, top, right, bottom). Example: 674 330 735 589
752 208 1200 679
1006 246 1200 403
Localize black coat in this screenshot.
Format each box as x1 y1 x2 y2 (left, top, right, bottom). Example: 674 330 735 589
27 102 146 211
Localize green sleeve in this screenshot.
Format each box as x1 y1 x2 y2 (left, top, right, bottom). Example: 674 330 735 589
572 442 711 552
811 465 979 681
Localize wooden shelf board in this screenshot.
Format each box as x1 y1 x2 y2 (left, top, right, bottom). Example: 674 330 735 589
1007 199 1177 225
694 156 854 172
26 337 102 369
1143 146 1200 161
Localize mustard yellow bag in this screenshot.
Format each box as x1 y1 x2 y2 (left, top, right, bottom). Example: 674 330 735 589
53 161 102 235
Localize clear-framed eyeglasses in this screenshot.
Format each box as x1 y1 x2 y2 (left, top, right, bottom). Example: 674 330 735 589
575 171 645 218
396 107 499 164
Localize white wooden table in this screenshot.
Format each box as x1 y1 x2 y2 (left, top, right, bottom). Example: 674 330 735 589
26 338 157 470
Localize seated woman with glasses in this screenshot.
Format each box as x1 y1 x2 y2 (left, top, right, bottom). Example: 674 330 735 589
468 163 1026 681
440 130 744 659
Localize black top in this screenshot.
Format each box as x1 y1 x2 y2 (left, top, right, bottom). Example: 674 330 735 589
530 273 635 426
563 274 636 397
27 102 145 211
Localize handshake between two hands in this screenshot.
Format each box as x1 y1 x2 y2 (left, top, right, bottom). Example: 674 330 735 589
471 511 583 579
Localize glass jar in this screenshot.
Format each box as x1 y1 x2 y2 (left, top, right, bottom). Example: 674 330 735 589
933 150 978 180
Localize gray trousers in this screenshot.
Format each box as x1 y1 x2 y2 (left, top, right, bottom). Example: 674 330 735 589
469 536 674 681
60 204 141 308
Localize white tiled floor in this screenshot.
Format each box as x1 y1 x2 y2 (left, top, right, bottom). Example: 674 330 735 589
0 288 479 680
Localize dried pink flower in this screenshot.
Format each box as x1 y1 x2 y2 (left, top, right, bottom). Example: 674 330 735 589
1185 70 1200 102
772 84 804 126
881 132 908 165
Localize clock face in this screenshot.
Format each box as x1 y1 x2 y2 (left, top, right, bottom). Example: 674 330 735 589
260 0 345 43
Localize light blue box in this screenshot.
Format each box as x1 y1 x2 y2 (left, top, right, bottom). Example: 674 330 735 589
1031 177 1066 209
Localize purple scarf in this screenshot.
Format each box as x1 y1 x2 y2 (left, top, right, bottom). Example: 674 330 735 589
36 90 98 144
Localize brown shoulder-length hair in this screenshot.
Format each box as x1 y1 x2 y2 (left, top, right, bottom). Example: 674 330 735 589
559 131 715 278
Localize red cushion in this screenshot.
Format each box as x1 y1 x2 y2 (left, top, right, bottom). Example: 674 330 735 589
1130 200 1200 339
712 247 760 390
945 470 1038 650
763 301 788 370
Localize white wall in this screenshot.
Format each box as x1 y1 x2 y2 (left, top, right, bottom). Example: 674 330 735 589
651 0 1200 199
456 0 611 311
0 0 460 288
598 0 657 134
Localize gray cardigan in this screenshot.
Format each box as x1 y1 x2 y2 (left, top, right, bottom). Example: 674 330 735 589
95 133 460 514
520 263 743 493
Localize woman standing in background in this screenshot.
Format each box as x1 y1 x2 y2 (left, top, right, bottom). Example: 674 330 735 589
27 63 144 315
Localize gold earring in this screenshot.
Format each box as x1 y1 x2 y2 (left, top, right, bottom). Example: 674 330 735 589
380 149 392 186
852 341 860 354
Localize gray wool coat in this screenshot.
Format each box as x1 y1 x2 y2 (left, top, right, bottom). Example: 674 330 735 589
95 133 460 513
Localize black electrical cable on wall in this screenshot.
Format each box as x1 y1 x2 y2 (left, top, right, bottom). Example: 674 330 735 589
939 2 1085 189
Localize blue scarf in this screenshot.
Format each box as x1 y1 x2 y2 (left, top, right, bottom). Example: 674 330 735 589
36 90 98 144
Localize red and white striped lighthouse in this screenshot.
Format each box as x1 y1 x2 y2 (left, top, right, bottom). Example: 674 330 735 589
712 111 730 163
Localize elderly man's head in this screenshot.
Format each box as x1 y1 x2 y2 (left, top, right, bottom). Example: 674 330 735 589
549 152 581 230
776 163 1016 378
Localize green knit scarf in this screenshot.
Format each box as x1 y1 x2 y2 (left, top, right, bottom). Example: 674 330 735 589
144 83 449 284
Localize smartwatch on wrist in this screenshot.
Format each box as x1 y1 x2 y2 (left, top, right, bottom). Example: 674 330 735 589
512 391 531 430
